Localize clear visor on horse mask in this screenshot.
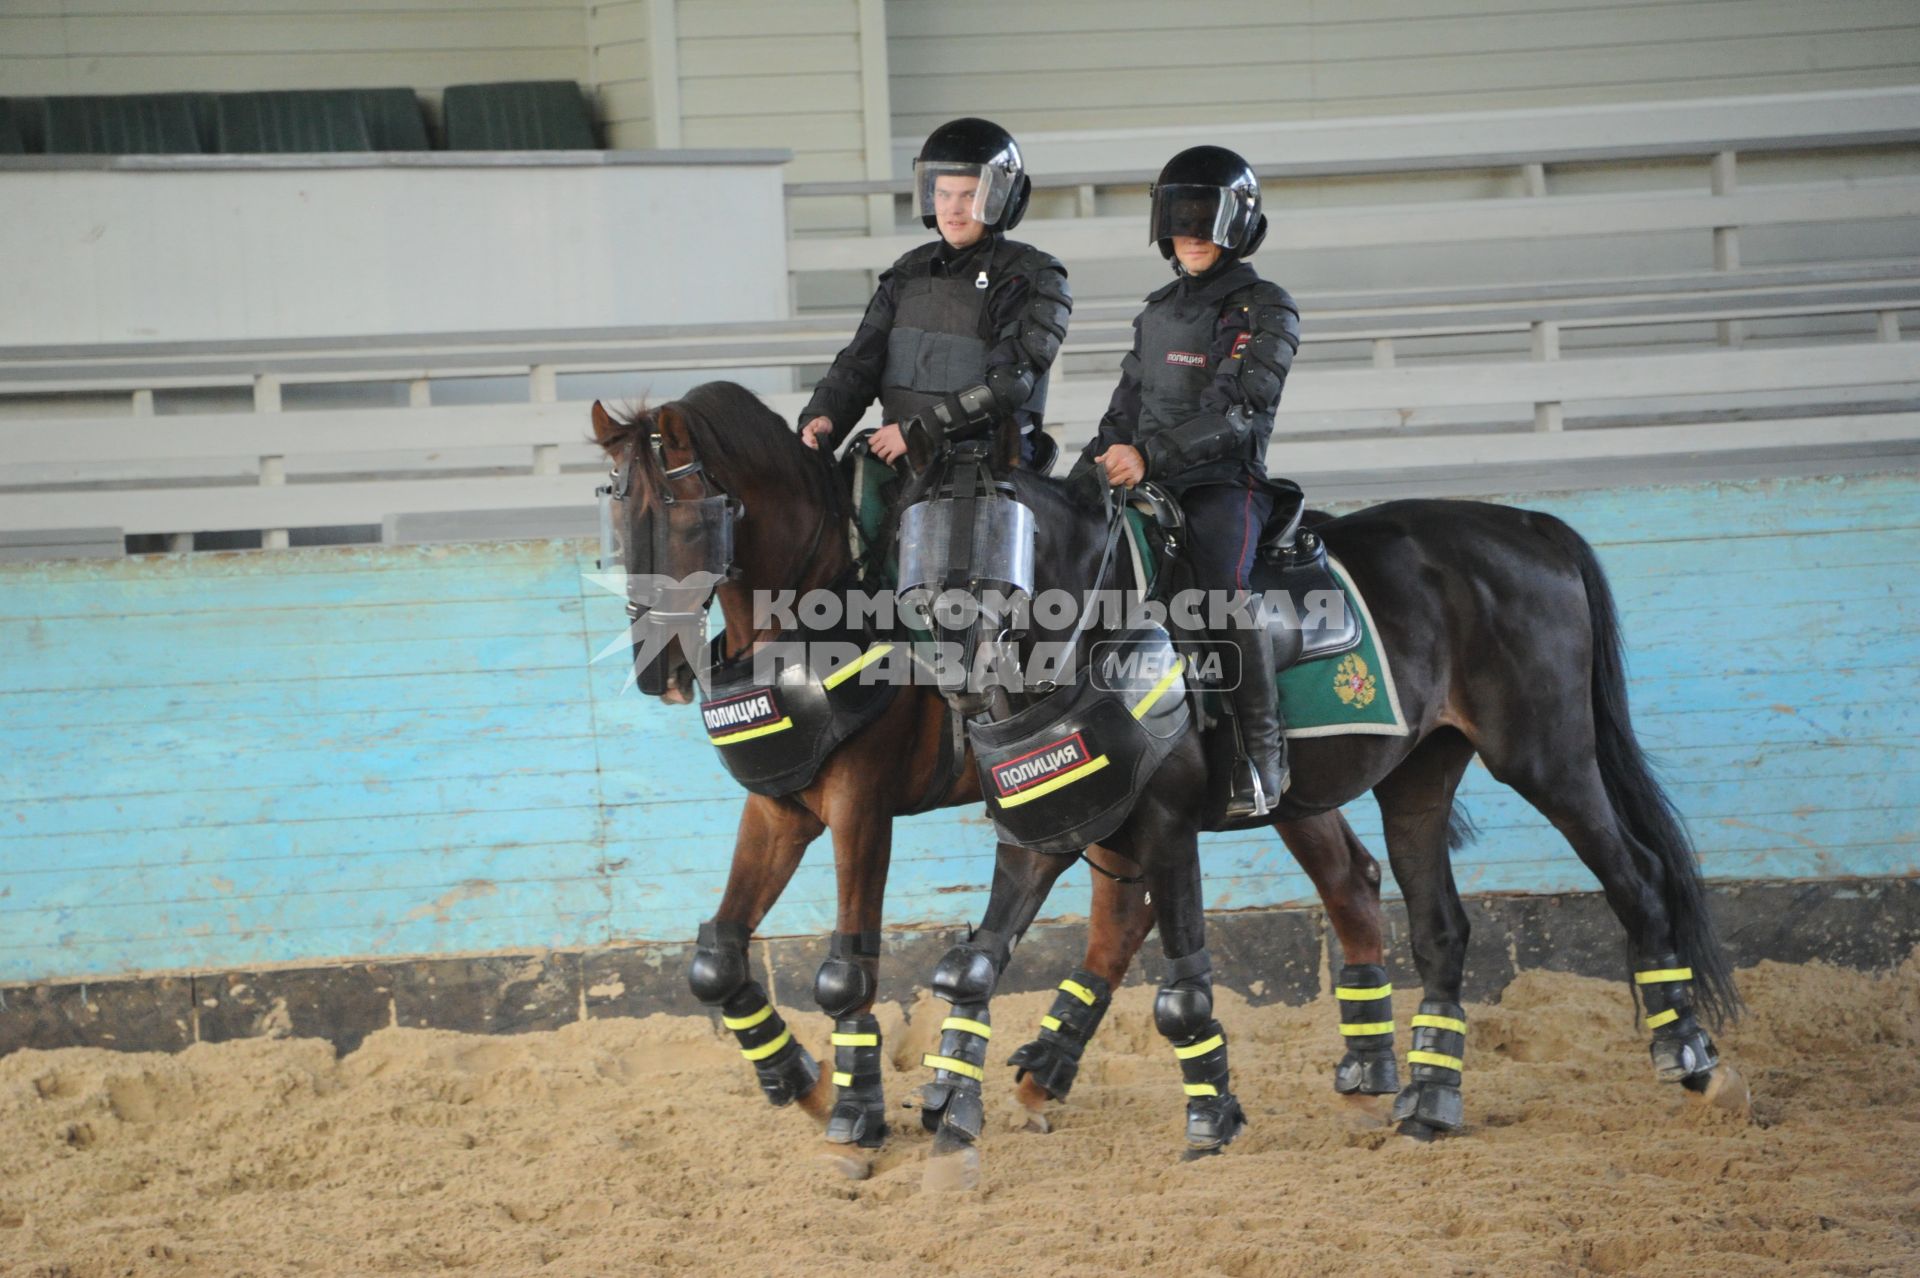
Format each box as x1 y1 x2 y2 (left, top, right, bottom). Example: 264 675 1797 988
598 456 738 695
896 493 1036 627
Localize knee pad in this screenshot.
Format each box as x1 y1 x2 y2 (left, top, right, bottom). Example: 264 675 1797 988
931 931 1005 1006
1154 949 1215 1041
687 919 750 1007
814 930 880 1018
1154 984 1215 1041
931 946 997 1006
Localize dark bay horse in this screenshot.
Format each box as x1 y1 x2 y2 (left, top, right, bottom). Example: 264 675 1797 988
587 382 1389 1176
929 464 1747 1154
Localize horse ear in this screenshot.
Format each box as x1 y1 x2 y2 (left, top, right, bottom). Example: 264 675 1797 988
654 404 696 456
590 399 615 449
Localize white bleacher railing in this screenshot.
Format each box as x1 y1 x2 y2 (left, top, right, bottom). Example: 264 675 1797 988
3 90 1918 551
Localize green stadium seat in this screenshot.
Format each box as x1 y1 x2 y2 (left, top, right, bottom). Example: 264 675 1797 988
0 101 25 155
352 88 430 150
213 91 373 153
44 93 208 154
441 80 596 151
7 98 46 153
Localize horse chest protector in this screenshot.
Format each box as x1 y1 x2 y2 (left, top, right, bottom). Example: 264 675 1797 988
698 623 898 797
967 624 1191 855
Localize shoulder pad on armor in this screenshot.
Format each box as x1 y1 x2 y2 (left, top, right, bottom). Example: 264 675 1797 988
1144 278 1181 303
996 239 1067 281
1224 278 1297 315
891 241 944 274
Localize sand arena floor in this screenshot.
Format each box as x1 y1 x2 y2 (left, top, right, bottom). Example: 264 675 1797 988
0 955 1915 1277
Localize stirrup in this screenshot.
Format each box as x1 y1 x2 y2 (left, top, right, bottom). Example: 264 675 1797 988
1224 757 1286 820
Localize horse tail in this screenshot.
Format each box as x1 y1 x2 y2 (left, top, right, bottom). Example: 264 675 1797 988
1445 801 1479 854
1536 514 1742 1029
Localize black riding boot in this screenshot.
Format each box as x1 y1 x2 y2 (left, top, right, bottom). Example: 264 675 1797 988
1224 621 1287 819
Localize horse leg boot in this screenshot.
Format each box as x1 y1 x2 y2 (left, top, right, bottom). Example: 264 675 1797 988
1333 964 1401 1097
814 930 887 1151
688 920 822 1110
920 928 1009 1157
1224 618 1287 820
1157 950 1247 1158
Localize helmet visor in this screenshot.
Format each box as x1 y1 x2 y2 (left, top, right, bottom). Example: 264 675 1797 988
1151 183 1240 248
915 160 1014 227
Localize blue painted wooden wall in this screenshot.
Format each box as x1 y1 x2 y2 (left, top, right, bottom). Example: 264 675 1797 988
1 470 1914 984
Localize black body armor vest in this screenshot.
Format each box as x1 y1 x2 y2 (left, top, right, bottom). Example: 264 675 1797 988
880 240 1050 425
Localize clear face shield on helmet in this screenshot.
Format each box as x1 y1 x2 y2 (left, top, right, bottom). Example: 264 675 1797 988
1149 183 1248 249
914 160 1016 229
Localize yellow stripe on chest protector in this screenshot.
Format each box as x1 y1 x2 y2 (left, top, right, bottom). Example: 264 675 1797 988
922 1053 985 1081
1644 1008 1680 1029
941 1017 992 1040
1411 1014 1467 1035
1634 967 1693 985
1129 656 1186 720
739 1028 793 1061
1174 1034 1224 1060
995 754 1111 808
1408 1049 1463 1072
710 716 794 745
822 643 895 690
1339 1021 1395 1036
1336 985 1394 1001
1059 979 1098 1006
722 1004 773 1032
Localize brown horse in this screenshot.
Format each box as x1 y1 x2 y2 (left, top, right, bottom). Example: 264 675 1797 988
588 382 1389 1175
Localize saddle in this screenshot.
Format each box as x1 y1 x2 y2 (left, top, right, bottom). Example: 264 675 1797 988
1125 477 1360 670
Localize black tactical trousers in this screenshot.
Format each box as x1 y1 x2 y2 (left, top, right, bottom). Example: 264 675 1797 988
1180 480 1274 594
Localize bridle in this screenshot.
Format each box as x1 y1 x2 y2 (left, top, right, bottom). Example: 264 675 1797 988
597 415 843 690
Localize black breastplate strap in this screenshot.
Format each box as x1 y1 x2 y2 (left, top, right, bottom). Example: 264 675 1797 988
698 618 899 797
966 623 1191 855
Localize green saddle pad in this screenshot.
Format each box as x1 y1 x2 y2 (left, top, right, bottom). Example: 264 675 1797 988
1274 555 1409 738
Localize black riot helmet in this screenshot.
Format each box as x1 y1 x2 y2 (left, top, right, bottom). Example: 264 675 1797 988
1149 145 1267 263
914 117 1031 233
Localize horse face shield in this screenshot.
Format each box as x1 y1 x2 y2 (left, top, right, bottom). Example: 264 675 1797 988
896 486 1035 691
599 453 740 697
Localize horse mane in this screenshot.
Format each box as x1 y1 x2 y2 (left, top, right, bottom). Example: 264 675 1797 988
593 380 846 520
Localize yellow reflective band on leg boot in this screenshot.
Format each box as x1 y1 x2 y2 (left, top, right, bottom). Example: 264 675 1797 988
716 982 817 1107
1008 968 1115 1103
1634 959 1715 1083
1391 997 1467 1134
826 1012 887 1149
1333 963 1399 1096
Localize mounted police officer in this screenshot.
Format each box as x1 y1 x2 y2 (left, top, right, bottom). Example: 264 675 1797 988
1071 145 1301 818
799 117 1072 469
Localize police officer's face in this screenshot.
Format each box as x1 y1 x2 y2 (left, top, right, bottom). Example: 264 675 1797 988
933 176 987 248
1172 235 1222 274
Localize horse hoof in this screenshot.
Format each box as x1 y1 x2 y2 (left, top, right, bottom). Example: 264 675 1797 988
1396 1119 1443 1143
921 1142 981 1194
820 1146 875 1181
1686 1061 1751 1118
1336 1092 1390 1129
1013 1074 1057 1114
1020 1109 1052 1134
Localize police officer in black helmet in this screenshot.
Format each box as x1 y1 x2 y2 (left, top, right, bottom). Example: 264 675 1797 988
1072 145 1302 818
799 118 1072 468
